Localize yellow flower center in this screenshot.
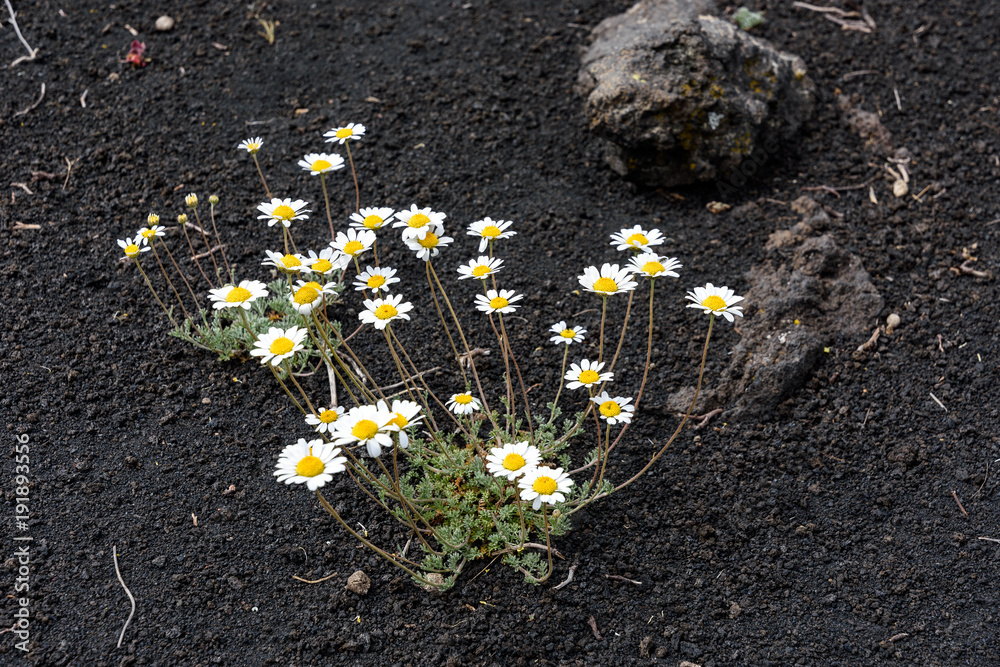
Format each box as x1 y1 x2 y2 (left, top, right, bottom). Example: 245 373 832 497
532 476 558 496
336 128 353 139
296 455 325 477
559 329 576 339
367 275 386 289
389 413 409 429
482 225 502 238
502 453 526 471
312 159 332 172
351 419 379 440
293 285 320 305
578 369 600 384
454 393 473 405
343 240 364 255
269 337 294 356
226 286 252 303
124 244 140 256
374 303 398 320
362 214 384 229
642 261 664 275
140 229 155 239
282 254 302 268
312 259 333 273
592 277 618 293
702 295 727 311
472 265 491 277
408 213 430 228
599 400 621 417
319 409 339 424
625 233 648 247
418 232 439 249
489 297 509 310
272 204 295 220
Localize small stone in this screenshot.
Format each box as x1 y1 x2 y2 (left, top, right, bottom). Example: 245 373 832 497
421 572 445 591
655 646 668 659
201 397 211 404
152 555 166 568
639 636 652 658
728 601 742 618
346 570 371 595
155 15 175 31
892 179 908 197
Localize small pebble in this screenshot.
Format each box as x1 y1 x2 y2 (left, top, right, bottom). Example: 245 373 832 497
156 15 175 31
346 570 370 595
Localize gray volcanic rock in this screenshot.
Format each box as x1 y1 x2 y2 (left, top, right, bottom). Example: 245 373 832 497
578 0 815 187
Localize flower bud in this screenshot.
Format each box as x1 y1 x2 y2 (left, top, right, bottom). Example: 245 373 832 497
177 213 189 225
147 213 160 225
185 193 198 208
551 509 562 519
209 195 219 205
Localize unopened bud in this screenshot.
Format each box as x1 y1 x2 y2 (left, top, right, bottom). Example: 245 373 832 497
185 193 199 208
209 194 219 205
147 213 160 225
177 213 189 225
551 509 562 519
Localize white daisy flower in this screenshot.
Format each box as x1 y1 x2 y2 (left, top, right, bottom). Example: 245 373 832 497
249 326 309 367
392 204 446 242
565 359 613 390
136 226 165 244
185 193 198 209
257 198 311 228
486 441 541 481
298 152 345 175
117 236 150 260
590 391 635 425
447 392 482 415
349 206 395 231
274 439 347 491
457 255 504 281
208 280 268 310
474 288 523 315
238 137 264 154
305 406 346 434
518 466 574 511
685 283 745 322
359 294 413 330
549 321 587 346
331 228 376 260
404 230 454 262
610 225 665 252
467 217 516 253
353 266 400 294
262 249 307 274
303 247 348 276
289 279 333 315
578 263 638 296
330 404 396 458
324 122 366 145
378 399 425 449
628 253 682 279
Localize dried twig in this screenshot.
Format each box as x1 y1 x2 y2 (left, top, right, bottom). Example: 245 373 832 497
956 259 991 279
80 89 88 108
190 244 227 261
855 326 881 353
950 490 968 516
292 572 339 584
587 615 603 641
5 0 39 67
378 366 441 393
978 537 1000 544
13 82 45 117
13 221 40 230
553 559 579 591
62 156 79 190
459 347 490 369
692 408 722 430
929 392 947 412
10 182 32 194
112 545 136 649
605 574 642 585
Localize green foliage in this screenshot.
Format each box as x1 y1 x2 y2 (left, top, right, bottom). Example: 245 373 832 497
733 7 764 31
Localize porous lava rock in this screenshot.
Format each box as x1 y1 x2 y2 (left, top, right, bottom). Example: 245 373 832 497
577 0 815 187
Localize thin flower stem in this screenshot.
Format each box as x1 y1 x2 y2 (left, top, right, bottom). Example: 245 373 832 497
486 310 514 434
598 296 607 362
149 242 191 321
570 314 715 512
385 327 445 435
320 172 335 241
428 262 500 437
181 223 213 287
383 329 421 407
192 208 220 282
376 456 444 556
208 202 232 277
549 345 570 423
269 364 308 416
634 279 657 407
606 289 634 373
283 359 317 415
315 490 442 588
252 153 271 199
134 258 177 328
310 312 375 403
328 321 387 402
425 262 467 384
594 421 611 496
536 506 555 584
587 388 602 491
345 142 360 212
498 314 535 443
